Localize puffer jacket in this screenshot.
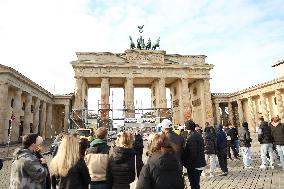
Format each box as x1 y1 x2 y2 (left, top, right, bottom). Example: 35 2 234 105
216 125 227 151
85 139 110 182
182 131 206 169
204 126 217 154
107 146 135 189
136 152 184 189
271 122 284 145
9 147 47 189
55 158 91 189
258 121 274 144
238 122 252 147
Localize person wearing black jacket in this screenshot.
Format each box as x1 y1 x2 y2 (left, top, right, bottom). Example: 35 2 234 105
258 119 274 169
107 132 135 189
239 122 253 168
216 124 228 176
133 131 144 177
136 134 184 189
203 124 217 177
226 124 239 159
50 135 91 189
0 158 3 170
271 117 284 170
182 120 206 189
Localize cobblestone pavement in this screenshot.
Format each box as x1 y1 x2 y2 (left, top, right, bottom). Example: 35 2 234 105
1 135 284 189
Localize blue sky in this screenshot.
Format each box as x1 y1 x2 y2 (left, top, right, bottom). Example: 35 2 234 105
0 0 284 111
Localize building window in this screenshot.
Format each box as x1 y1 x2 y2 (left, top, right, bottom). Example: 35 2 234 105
31 105 34 113
22 102 25 111
11 99 14 108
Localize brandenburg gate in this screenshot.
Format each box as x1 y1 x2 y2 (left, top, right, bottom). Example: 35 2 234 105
71 49 214 127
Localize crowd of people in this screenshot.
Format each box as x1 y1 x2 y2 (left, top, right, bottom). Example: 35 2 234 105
6 116 284 189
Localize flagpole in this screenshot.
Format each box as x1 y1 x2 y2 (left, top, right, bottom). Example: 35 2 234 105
6 120 12 157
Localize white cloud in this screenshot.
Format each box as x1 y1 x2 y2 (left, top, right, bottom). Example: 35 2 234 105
0 0 283 102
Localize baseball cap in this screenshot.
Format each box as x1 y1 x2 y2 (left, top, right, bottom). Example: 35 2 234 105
161 119 172 129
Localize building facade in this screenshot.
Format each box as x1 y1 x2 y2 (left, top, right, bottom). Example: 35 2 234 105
0 64 73 144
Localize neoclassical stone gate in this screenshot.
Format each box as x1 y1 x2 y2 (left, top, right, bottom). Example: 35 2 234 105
71 49 214 126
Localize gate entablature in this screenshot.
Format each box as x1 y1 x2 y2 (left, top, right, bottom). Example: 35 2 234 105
71 49 214 126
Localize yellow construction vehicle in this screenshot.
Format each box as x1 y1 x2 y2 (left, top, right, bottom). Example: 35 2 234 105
77 127 95 141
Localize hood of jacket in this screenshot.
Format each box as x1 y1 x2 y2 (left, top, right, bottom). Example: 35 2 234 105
260 121 269 127
216 124 223 131
112 146 134 163
149 152 179 172
13 147 34 160
90 138 107 147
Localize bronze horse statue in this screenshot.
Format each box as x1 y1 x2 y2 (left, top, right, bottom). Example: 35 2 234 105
129 36 135 49
152 37 160 50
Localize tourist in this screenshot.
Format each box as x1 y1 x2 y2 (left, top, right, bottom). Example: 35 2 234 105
202 123 217 177
216 124 228 176
50 132 64 157
270 117 284 170
226 123 239 160
50 134 91 189
161 119 184 164
136 134 184 189
182 120 206 189
107 131 135 189
33 135 51 189
133 130 144 177
239 122 253 168
85 127 110 189
0 158 3 170
258 118 275 169
79 138 90 158
195 124 203 135
9 133 47 189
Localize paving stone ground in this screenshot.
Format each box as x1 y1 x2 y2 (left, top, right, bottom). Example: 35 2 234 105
0 134 283 189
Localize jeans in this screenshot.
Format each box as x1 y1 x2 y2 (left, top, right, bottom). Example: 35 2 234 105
260 143 274 166
204 154 216 174
90 183 109 189
187 168 202 189
234 140 240 153
276 145 284 168
227 141 238 158
240 147 252 167
217 148 228 173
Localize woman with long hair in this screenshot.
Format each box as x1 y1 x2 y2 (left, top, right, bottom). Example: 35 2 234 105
107 131 135 189
50 134 91 189
136 134 184 189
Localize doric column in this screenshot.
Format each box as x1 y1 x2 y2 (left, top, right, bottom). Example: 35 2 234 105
33 98 40 134
101 78 110 126
215 102 221 125
228 102 233 124
248 97 256 130
39 102 46 138
64 104 70 132
181 78 190 123
124 77 134 118
275 89 284 120
202 79 214 125
11 89 22 141
0 83 9 144
237 99 244 125
220 105 228 125
45 103 53 139
23 94 32 135
158 78 167 108
260 93 269 121
74 77 83 109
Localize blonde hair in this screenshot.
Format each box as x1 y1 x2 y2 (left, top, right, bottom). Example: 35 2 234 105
50 135 80 177
116 131 133 148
